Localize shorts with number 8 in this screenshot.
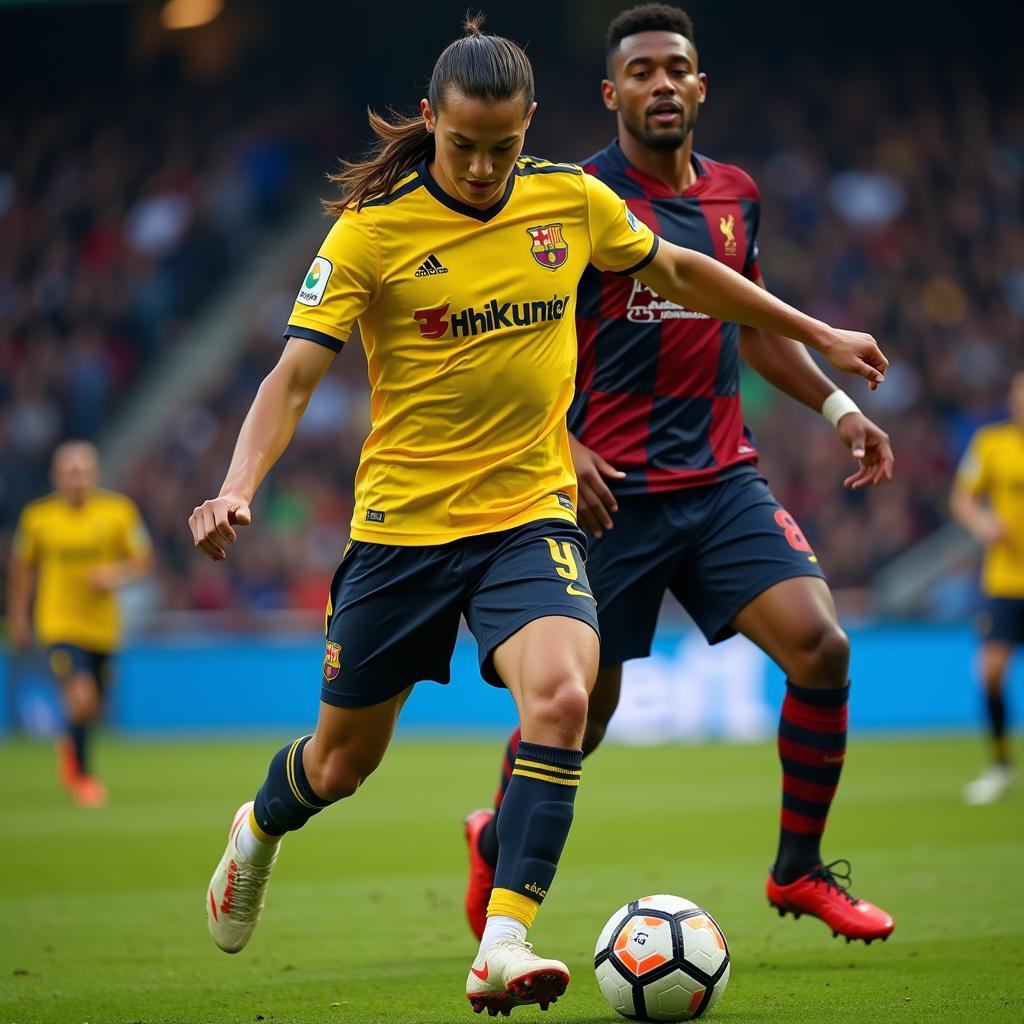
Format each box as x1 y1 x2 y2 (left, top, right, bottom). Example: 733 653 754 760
583 466 827 666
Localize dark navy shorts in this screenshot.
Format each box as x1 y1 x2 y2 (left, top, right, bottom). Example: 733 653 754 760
588 467 826 666
320 519 599 708
978 597 1024 645
48 644 113 692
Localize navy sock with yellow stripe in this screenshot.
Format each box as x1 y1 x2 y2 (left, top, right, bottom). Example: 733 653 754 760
491 741 582 918
252 735 332 837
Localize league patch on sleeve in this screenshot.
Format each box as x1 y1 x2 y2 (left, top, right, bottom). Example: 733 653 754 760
296 256 333 306
625 209 640 232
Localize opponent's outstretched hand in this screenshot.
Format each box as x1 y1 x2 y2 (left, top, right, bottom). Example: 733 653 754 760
189 496 251 561
837 413 895 489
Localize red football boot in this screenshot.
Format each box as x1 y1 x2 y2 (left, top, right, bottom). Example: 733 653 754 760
71 775 108 808
767 860 894 944
464 808 496 941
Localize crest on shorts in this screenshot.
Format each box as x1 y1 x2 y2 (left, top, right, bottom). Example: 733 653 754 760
527 223 568 269
323 641 342 681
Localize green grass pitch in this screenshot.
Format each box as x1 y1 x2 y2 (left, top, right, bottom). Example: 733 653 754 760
1 734 1022 1023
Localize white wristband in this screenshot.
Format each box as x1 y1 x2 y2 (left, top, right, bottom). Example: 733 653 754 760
820 389 861 428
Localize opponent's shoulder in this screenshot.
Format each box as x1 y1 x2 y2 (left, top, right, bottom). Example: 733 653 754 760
695 153 760 201
577 140 620 180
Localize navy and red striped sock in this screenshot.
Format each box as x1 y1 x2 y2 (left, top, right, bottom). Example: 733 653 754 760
477 727 521 869
772 680 849 886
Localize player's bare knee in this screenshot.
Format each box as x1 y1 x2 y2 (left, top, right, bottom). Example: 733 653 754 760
524 679 589 746
805 624 850 687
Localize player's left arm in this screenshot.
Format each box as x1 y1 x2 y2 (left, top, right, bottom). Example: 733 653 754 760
634 241 888 388
739 278 893 489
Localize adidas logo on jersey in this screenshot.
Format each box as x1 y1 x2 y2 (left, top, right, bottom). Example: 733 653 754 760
415 254 449 277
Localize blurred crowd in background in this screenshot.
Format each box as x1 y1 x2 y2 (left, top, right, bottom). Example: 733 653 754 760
1 3 1021 630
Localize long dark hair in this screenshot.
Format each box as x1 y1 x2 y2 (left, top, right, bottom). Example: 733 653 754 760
325 14 534 214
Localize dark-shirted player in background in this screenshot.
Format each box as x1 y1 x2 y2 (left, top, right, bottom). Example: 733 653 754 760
465 3 896 945
951 370 1024 804
7 441 153 807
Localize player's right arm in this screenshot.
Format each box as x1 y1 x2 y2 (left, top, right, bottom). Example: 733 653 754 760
189 338 335 561
190 209 376 562
950 433 1006 546
7 510 37 649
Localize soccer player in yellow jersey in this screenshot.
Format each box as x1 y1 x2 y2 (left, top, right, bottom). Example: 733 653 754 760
951 369 1024 805
8 441 152 807
190 18 887 1013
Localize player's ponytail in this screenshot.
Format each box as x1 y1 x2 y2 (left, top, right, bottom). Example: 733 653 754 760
325 14 534 213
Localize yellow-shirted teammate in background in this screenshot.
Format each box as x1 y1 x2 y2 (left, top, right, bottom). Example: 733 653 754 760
951 369 1024 804
8 441 153 807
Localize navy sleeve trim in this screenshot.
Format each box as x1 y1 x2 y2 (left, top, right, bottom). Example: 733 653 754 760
284 325 345 351
616 234 660 276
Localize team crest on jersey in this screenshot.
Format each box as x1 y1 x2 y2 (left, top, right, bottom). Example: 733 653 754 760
323 641 341 681
626 279 710 322
719 215 738 256
527 223 569 269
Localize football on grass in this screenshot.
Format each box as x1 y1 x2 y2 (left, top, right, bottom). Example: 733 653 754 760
594 894 730 1021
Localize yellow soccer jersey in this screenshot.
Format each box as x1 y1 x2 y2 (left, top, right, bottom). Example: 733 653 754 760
956 421 1024 597
12 489 151 652
285 155 657 545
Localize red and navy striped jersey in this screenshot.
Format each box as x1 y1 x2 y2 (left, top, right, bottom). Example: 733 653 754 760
569 140 762 493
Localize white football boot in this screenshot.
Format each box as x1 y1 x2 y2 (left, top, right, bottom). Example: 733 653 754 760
206 801 279 953
963 763 1015 805
466 938 570 1016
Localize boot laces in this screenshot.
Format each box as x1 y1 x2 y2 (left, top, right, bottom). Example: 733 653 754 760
230 861 273 916
808 859 859 905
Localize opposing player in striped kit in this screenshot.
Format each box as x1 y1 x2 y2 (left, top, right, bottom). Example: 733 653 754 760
464 3 895 947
